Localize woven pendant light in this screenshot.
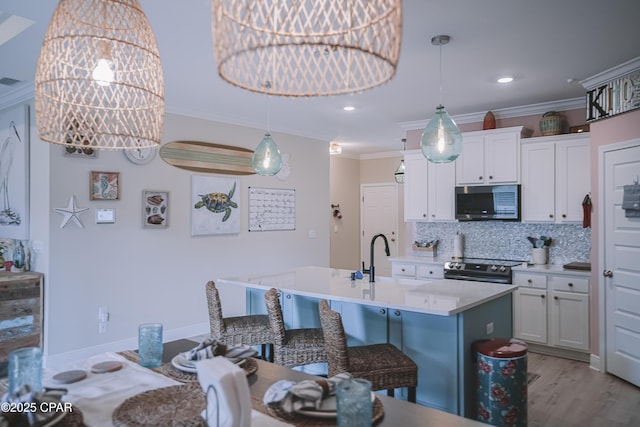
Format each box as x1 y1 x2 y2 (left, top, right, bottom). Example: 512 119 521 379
211 0 402 97
35 0 164 150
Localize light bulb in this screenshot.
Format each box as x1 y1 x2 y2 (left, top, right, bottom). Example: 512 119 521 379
252 133 282 176
92 58 115 86
421 105 462 163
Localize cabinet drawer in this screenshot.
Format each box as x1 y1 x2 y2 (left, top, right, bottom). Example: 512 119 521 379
549 276 589 293
513 273 547 289
392 263 416 278
416 264 444 279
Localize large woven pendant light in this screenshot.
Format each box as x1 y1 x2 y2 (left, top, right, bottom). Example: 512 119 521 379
35 0 164 150
211 0 402 97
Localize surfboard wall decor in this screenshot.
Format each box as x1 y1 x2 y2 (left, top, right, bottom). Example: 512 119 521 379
160 140 255 175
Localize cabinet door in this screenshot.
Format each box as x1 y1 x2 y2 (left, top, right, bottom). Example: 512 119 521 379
555 138 590 223
330 301 388 346
403 153 429 221
549 291 589 351
427 161 456 220
485 131 520 183
416 263 444 279
513 288 547 343
521 142 556 222
455 135 485 185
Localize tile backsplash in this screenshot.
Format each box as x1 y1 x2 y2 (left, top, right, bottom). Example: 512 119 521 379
414 222 591 265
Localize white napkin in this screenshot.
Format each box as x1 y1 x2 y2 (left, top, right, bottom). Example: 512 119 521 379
197 356 251 427
185 338 257 364
263 372 352 413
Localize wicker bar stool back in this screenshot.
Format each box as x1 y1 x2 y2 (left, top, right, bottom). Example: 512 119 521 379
205 281 274 360
264 288 327 369
318 299 418 403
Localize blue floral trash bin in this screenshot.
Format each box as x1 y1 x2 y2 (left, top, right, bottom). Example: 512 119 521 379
476 338 528 427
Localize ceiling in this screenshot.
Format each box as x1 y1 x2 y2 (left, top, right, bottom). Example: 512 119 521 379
2 0 640 156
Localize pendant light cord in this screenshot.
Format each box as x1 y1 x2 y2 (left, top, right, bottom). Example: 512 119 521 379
438 42 443 106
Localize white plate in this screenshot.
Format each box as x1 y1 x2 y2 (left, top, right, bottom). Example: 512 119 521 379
171 354 246 373
295 392 374 419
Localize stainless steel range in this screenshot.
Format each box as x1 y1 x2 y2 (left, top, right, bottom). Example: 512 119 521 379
444 258 524 284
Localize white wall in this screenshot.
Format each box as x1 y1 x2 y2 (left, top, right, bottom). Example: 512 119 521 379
23 107 330 361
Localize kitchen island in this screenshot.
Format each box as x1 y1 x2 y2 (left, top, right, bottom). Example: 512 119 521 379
218 266 517 418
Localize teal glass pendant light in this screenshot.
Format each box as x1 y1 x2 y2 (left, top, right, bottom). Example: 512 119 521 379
252 133 282 176
421 35 462 163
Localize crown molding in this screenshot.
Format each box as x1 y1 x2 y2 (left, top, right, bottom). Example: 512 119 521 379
399 97 584 131
580 56 640 90
0 82 34 110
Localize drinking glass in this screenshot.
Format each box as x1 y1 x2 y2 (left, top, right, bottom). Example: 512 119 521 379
336 378 372 427
138 323 163 368
8 347 43 395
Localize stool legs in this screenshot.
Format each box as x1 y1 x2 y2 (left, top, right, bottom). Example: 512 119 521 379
385 387 416 403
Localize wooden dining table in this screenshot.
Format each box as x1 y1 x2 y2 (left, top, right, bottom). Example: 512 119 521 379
161 339 487 427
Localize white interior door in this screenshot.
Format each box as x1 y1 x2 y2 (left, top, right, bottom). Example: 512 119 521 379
361 184 398 278
602 140 640 387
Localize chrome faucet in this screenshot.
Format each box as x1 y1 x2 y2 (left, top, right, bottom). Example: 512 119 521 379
362 233 390 282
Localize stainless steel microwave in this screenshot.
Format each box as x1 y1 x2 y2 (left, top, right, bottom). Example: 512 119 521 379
455 184 521 221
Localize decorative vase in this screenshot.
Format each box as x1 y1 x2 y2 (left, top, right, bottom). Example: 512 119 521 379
13 241 25 270
539 111 564 136
482 111 496 130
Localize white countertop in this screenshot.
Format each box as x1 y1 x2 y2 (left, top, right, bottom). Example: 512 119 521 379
389 256 447 264
218 266 516 316
512 264 591 276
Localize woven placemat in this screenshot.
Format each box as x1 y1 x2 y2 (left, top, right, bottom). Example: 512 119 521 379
0 406 86 427
118 351 258 383
252 395 385 426
112 384 206 427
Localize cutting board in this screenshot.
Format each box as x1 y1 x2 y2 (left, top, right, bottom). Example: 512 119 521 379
563 262 591 271
160 140 255 175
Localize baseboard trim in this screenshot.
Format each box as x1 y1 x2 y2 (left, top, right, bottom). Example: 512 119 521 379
589 354 602 372
44 322 209 367
526 343 590 363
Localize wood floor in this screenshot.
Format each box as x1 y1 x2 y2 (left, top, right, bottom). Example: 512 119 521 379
527 351 640 426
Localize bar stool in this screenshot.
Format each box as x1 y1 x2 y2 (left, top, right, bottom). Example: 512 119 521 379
205 281 274 360
264 288 327 369
318 299 418 403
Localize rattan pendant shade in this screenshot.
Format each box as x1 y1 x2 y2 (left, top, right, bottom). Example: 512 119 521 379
35 0 164 150
212 0 402 97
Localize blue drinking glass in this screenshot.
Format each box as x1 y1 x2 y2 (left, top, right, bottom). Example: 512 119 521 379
138 323 163 368
336 378 372 427
8 347 43 395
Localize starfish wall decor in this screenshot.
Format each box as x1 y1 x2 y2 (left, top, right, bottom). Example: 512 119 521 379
54 195 89 228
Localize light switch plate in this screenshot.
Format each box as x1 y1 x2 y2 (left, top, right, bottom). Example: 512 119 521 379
96 208 115 224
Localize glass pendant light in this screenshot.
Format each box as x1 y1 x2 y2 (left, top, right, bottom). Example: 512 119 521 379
252 92 283 176
252 133 282 176
421 35 462 163
394 138 406 183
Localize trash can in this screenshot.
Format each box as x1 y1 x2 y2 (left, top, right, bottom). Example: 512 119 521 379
476 338 528 427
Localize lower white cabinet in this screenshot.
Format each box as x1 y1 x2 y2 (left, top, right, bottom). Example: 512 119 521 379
391 259 444 280
513 269 590 353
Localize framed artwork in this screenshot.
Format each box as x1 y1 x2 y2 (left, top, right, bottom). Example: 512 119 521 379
191 175 240 236
0 104 30 240
63 144 98 158
90 171 120 200
142 190 169 228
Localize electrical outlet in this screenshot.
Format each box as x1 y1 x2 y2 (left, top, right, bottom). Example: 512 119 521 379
98 306 109 334
486 322 494 335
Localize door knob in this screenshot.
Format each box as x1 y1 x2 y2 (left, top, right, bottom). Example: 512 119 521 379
603 269 613 278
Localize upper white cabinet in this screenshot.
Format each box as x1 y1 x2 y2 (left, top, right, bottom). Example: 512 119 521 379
455 126 528 185
521 133 590 223
403 151 455 221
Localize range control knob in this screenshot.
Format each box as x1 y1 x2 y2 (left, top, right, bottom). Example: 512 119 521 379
490 265 498 272
499 266 507 273
455 263 463 269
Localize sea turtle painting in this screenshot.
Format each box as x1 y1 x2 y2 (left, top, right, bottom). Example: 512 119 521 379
194 181 237 222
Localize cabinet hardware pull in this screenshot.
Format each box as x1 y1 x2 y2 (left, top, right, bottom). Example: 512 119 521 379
379 309 386 315
549 214 554 218
541 295 545 299
286 294 291 299
527 279 532 283
431 214 435 218
394 310 401 317
554 296 558 300
479 176 483 180
568 283 573 287
276 292 281 298
422 213 427 217
562 214 567 218
429 271 433 275
401 268 405 272
489 175 493 180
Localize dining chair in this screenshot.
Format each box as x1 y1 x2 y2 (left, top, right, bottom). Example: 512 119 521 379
264 288 327 369
205 280 274 360
318 299 418 403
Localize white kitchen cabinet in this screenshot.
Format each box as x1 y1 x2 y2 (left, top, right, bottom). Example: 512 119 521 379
403 151 455 221
391 259 444 280
455 126 527 185
521 133 590 223
512 268 590 355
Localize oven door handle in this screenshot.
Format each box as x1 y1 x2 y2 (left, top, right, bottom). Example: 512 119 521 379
444 274 511 284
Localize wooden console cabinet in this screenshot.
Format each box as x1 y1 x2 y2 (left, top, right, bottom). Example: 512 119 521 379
0 272 44 376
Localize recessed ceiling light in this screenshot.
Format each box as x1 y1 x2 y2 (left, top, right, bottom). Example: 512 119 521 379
497 76 514 84
343 106 356 111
